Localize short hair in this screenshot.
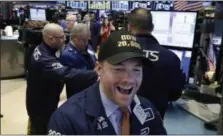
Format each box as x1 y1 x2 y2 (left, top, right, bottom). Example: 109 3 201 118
66 14 77 21
42 23 63 36
70 23 90 40
128 8 153 32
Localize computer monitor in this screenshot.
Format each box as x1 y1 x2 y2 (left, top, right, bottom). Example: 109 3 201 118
151 11 197 49
30 8 46 21
169 49 192 81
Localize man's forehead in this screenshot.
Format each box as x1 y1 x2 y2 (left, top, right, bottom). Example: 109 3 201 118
100 59 142 67
51 29 64 35
115 59 143 66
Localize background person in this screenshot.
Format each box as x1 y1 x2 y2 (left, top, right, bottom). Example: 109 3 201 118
128 8 185 119
65 14 77 31
100 17 115 45
84 13 101 52
60 23 97 98
26 23 98 135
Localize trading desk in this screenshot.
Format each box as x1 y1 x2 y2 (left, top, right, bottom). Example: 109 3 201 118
0 35 25 79
164 102 216 134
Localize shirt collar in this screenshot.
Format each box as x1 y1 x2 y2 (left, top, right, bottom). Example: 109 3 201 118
99 84 131 117
70 41 88 53
70 41 76 48
99 84 119 117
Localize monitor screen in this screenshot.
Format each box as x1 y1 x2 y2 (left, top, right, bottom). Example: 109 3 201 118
30 8 46 21
89 1 110 10
169 49 192 81
66 1 87 9
151 11 197 48
129 1 152 10
111 1 129 11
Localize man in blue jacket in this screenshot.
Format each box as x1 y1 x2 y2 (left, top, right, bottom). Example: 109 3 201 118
26 23 98 135
128 8 185 119
48 31 167 135
60 23 97 98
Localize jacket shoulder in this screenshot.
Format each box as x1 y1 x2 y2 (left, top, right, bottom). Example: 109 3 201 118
61 45 78 60
58 90 86 115
48 91 87 135
138 95 157 110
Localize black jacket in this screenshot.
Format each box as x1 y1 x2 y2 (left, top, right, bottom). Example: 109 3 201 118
26 43 98 119
136 34 185 118
218 88 223 134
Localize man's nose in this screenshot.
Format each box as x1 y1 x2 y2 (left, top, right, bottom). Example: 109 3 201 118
122 71 134 85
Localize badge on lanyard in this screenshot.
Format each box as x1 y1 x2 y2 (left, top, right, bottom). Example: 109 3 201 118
133 104 147 125
133 95 147 125
97 116 108 131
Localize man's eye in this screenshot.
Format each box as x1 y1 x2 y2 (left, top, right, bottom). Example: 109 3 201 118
133 68 141 72
114 68 124 71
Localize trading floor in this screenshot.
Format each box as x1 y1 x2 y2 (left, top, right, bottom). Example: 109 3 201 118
0 78 216 134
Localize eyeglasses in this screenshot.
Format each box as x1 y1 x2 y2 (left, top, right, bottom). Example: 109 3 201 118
66 20 75 22
51 35 66 39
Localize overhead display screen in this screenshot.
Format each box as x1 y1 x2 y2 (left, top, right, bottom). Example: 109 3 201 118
111 1 129 11
89 1 110 10
151 11 197 48
129 1 152 10
66 1 88 9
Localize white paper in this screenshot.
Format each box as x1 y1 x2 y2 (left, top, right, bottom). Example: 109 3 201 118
207 104 221 114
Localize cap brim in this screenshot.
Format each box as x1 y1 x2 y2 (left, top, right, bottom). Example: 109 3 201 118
106 52 152 66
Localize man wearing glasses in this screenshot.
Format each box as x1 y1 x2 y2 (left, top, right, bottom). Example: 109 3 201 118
60 23 97 98
26 23 98 135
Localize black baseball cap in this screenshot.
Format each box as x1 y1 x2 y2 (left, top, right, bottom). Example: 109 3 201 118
98 30 151 65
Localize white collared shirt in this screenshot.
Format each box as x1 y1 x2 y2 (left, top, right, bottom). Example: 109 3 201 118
99 84 131 134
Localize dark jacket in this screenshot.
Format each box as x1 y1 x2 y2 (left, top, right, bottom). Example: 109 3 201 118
26 43 98 119
89 21 101 51
60 42 97 98
218 88 223 134
60 42 96 70
48 82 167 135
136 34 185 118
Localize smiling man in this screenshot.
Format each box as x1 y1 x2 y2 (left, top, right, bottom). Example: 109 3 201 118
47 31 167 135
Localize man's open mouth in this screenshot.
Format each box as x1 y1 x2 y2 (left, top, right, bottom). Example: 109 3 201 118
117 86 133 95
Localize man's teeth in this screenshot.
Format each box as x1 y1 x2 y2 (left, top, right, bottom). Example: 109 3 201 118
117 87 133 95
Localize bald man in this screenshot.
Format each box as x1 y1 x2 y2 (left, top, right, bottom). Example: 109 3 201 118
26 23 98 135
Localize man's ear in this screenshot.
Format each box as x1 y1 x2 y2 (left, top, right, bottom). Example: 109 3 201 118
150 23 154 33
94 61 102 76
